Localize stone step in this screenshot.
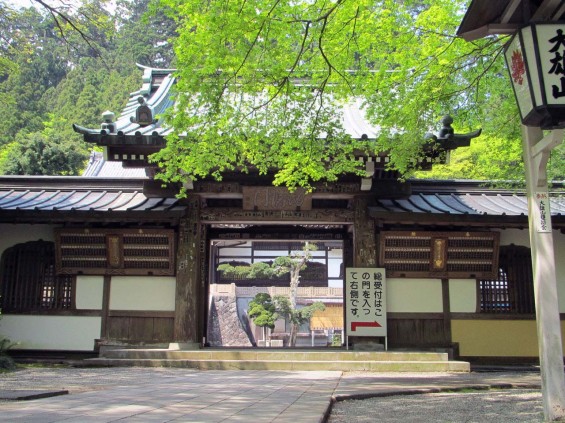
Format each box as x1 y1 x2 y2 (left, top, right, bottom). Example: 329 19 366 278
90 348 470 372
99 349 450 362
84 357 470 372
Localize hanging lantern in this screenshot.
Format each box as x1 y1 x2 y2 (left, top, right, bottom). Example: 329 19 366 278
504 23 565 129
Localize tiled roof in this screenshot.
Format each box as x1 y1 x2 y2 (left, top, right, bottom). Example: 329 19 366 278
369 180 565 225
73 66 380 142
82 152 147 178
73 65 176 143
0 176 186 223
2 174 564 227
72 65 478 172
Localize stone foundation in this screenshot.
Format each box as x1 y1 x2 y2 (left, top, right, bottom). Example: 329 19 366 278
207 295 252 347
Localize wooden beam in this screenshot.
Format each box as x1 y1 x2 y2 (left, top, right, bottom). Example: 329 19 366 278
532 0 565 21
501 0 522 23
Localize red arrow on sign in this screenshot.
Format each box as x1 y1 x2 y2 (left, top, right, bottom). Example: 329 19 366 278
351 321 382 331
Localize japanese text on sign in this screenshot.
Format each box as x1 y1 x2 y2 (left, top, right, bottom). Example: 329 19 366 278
535 191 553 233
549 28 565 99
345 268 387 337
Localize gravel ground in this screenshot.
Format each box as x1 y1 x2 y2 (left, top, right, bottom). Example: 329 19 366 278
329 389 544 423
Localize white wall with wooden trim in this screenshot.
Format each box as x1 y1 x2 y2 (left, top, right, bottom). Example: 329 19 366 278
109 276 176 311
76 276 104 310
0 315 101 350
449 279 477 313
387 278 443 313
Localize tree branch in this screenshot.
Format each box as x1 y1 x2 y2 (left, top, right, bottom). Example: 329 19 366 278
32 0 106 63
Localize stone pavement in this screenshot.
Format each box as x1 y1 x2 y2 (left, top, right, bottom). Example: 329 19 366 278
0 367 544 422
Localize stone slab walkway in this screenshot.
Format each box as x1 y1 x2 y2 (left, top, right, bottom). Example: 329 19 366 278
0 367 544 422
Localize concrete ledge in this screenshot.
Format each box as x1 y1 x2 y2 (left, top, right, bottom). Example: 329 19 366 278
84 357 470 372
168 342 201 351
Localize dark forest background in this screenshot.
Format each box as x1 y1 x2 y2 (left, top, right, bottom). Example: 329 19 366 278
0 0 176 175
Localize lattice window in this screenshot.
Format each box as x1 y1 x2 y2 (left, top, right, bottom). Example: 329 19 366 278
1 241 75 313
479 245 534 314
56 229 175 276
379 231 499 278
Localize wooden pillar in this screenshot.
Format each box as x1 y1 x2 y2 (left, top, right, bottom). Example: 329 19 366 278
350 197 379 349
100 275 111 340
441 278 452 348
174 197 202 345
353 197 377 267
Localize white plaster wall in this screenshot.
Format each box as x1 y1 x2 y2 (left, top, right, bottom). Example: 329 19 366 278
387 278 443 313
109 276 175 311
497 228 530 247
75 276 104 310
0 224 57 255
449 279 477 313
218 247 252 257
0 315 101 350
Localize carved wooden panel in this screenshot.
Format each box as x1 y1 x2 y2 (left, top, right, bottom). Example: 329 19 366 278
200 208 354 223
56 228 175 276
379 231 499 279
242 187 312 211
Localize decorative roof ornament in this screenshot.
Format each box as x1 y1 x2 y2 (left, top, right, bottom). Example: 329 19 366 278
130 96 155 127
100 111 115 133
425 115 482 150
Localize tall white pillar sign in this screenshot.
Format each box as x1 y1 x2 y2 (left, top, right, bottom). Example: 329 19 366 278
522 125 565 421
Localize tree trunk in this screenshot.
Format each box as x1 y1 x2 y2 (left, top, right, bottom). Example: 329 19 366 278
289 322 298 347
289 266 301 310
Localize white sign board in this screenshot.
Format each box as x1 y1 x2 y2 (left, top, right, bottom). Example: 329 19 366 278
505 33 535 121
504 24 565 127
345 268 386 337
535 191 553 233
533 25 565 107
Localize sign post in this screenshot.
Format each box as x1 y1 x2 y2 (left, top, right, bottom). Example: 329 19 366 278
503 23 565 420
458 5 565 420
345 268 387 350
522 126 565 420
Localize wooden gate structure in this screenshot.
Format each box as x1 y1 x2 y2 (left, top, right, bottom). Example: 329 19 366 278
1 65 565 361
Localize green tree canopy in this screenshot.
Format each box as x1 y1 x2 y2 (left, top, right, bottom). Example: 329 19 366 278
248 293 278 330
1 124 88 175
152 0 519 192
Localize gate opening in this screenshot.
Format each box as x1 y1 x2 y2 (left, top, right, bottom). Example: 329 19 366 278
207 237 345 348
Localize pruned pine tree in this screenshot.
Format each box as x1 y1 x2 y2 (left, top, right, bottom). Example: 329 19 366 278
218 242 325 347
